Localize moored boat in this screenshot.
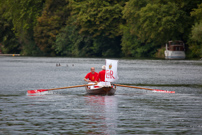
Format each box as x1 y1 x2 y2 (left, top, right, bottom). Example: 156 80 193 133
85 82 116 95
164 40 185 59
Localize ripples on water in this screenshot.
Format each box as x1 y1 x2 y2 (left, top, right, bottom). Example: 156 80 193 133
0 57 202 134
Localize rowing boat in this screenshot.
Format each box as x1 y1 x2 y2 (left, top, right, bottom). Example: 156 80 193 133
85 82 116 95
85 86 116 95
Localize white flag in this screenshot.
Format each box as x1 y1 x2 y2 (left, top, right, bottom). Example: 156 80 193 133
105 59 119 82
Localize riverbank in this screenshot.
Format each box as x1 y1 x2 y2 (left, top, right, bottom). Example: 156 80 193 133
0 54 20 56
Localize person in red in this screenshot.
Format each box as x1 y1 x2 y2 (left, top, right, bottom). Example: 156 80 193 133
95 65 106 82
84 67 98 82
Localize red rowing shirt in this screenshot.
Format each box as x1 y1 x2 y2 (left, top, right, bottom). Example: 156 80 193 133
96 70 106 82
85 72 98 82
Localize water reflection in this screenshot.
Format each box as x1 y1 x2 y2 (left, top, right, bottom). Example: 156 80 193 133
85 95 117 135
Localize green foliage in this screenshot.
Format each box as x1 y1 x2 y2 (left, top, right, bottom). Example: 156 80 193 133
0 0 202 58
121 24 156 57
55 26 74 56
92 36 122 57
190 3 202 21
187 41 202 58
0 5 20 54
188 3 202 57
55 24 94 57
66 0 125 57
191 3 202 43
122 0 201 58
123 0 190 44
34 0 70 56
1 0 44 34
0 0 44 55
191 22 202 43
70 0 126 38
55 22 122 57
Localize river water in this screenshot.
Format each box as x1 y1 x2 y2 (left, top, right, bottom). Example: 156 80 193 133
0 57 202 134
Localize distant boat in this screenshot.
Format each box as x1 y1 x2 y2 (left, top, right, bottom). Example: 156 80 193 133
164 40 185 59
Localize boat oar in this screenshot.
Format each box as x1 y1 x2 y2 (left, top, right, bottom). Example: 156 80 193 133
114 84 175 93
27 84 90 94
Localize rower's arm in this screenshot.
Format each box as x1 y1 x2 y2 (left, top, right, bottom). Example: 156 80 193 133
84 78 90 82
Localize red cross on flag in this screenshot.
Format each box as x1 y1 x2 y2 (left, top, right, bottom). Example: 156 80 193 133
105 59 119 82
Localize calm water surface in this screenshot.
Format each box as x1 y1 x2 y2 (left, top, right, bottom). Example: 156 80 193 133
0 57 202 134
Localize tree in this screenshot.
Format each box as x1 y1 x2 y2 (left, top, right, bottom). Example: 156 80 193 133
70 0 126 38
121 24 156 57
67 0 127 57
0 0 44 55
0 3 20 54
122 0 201 57
123 1 190 44
34 0 70 56
0 19 21 54
189 3 202 57
54 23 94 57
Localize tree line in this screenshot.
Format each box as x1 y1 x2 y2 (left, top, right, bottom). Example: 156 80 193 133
0 0 202 58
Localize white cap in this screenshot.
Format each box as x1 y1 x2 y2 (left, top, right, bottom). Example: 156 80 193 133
102 65 106 70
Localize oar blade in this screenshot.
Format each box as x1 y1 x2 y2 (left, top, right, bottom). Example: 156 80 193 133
27 89 48 94
152 89 175 93
26 84 88 95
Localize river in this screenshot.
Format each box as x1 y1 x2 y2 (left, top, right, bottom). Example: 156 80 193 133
0 57 202 134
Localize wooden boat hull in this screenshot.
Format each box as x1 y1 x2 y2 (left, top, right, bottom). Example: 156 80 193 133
85 86 116 95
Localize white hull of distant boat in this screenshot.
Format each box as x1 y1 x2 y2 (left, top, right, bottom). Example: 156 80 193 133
165 50 185 59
